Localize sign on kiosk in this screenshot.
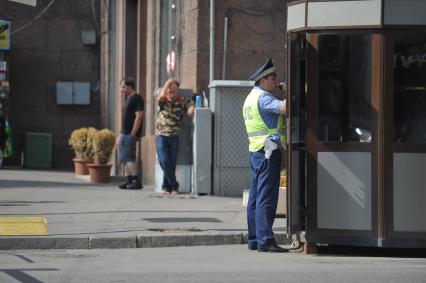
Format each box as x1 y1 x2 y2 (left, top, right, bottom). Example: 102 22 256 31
0 20 11 50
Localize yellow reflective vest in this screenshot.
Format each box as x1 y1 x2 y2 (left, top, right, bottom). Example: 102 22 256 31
243 87 285 152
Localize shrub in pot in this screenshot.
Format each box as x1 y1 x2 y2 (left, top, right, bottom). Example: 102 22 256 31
86 127 97 162
69 127 91 175
87 129 116 183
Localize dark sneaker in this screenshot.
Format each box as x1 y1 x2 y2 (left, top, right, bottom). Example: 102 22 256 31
118 176 132 189
258 245 289 253
127 180 143 190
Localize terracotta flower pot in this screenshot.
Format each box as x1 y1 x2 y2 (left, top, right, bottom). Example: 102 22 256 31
73 159 92 175
87 163 112 183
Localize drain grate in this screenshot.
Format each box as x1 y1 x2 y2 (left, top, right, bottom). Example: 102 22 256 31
147 228 205 233
144 217 221 223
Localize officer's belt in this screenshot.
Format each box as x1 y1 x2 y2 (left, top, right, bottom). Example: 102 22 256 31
247 129 284 137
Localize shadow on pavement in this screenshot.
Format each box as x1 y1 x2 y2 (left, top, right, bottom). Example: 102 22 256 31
0 180 90 189
144 217 222 223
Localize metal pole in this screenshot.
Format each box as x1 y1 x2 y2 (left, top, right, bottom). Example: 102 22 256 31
209 0 215 83
221 16 228 80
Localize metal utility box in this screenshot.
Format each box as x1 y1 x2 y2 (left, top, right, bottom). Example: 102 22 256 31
192 107 212 195
56 82 90 105
209 80 253 197
286 0 426 248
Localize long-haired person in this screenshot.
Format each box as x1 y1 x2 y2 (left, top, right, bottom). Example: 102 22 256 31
155 78 194 195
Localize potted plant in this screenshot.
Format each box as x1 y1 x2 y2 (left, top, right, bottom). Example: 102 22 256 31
87 128 116 183
86 127 97 161
69 127 91 175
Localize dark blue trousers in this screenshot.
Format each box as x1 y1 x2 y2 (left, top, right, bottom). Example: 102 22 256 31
156 135 179 190
247 149 281 249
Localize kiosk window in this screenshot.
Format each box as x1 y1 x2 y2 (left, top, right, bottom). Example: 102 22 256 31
318 33 372 143
393 33 426 143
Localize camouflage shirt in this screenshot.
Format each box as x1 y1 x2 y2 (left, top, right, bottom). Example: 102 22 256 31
155 96 193 136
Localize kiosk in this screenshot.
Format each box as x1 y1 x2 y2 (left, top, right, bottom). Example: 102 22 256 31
286 0 426 248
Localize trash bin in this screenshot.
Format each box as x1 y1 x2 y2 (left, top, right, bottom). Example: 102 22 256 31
23 132 52 168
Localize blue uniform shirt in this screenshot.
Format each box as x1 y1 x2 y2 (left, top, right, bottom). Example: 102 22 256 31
256 86 284 144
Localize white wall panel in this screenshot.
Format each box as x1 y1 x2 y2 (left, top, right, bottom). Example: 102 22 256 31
308 0 381 27
287 3 306 31
317 152 372 230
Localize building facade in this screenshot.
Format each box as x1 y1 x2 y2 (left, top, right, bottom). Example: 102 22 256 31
101 0 287 185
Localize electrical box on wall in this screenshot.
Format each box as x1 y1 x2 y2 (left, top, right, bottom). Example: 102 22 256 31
56 82 90 105
81 30 97 45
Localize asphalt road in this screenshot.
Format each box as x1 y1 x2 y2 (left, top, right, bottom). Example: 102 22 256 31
1 245 425 283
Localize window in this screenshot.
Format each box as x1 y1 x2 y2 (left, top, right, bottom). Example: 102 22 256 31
318 33 372 143
393 32 426 143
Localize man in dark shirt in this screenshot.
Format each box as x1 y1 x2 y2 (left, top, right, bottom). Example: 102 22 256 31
118 78 144 190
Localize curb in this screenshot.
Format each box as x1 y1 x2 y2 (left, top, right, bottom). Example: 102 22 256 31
137 233 244 248
0 232 292 250
0 237 88 250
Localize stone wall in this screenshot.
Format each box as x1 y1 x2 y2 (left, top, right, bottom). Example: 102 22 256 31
178 0 287 93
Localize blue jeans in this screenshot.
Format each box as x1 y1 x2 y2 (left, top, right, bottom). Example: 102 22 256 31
247 149 281 249
118 134 137 164
156 135 179 191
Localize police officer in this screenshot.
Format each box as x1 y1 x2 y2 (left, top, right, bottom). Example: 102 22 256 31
243 57 288 253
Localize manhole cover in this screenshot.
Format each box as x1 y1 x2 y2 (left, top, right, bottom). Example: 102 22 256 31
148 195 199 199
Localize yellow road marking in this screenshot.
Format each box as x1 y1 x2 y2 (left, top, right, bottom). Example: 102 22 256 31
0 217 48 236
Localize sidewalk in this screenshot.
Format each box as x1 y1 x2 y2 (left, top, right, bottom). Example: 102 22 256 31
0 169 289 250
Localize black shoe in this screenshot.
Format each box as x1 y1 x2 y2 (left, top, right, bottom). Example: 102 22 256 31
118 176 132 189
127 180 143 190
248 244 257 251
258 245 289 253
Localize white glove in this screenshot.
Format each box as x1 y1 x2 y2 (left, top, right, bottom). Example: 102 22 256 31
264 138 278 159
